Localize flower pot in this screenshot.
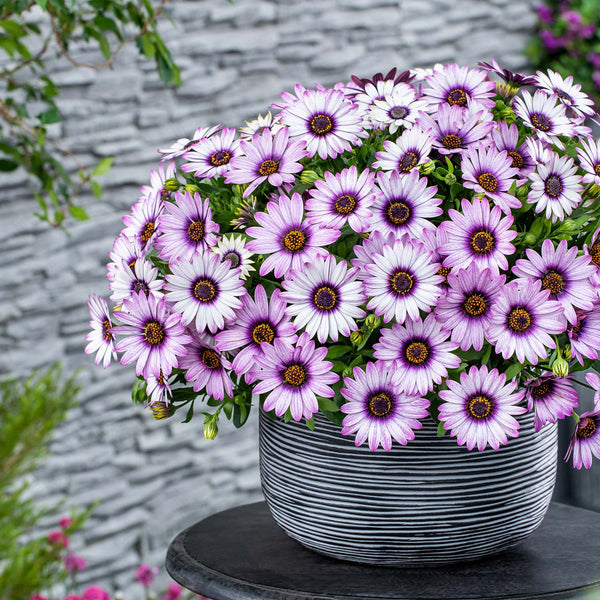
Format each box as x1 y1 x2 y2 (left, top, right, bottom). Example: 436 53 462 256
259 409 557 566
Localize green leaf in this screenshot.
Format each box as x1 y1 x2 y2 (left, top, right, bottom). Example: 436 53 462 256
182 399 195 423
437 421 447 437
504 363 524 381
326 345 351 360
37 107 61 125
68 205 89 221
93 15 122 39
305 416 315 431
222 399 233 420
0 159 18 171
232 403 250 428
317 397 340 413
90 181 103 199
35 0 48 8
91 157 114 177
139 33 156 58
0 21 27 37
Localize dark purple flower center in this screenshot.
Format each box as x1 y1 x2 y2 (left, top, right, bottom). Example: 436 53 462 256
462 292 488 317
530 379 554 400
201 349 221 370
594 163 600 175
160 188 171 201
141 221 155 243
390 106 409 120
259 159 279 177
222 250 241 268
144 320 165 346
470 230 495 254
282 229 307 253
442 134 462 150
251 322 275 345
590 242 600 266
398 151 419 173
102 318 113 342
309 113 334 136
530 113 552 132
477 172 498 193
283 363 307 387
467 394 494 420
447 88 468 106
313 285 338 311
507 307 532 333
132 280 150 297
335 194 357 215
386 200 410 225
541 269 566 296
405 340 429 365
577 417 597 439
508 151 524 169
187 219 206 242
209 150 231 167
193 278 218 302
544 175 563 198
554 88 573 103
368 391 393 417
389 269 414 296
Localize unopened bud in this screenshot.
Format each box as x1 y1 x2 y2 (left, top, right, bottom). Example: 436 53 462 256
342 366 354 379
150 401 174 420
419 161 435 175
497 105 516 124
300 170 320 185
184 184 199 193
523 232 537 246
444 172 457 185
552 356 569 378
163 178 181 191
365 314 381 330
350 330 365 345
564 345 572 361
204 418 219 440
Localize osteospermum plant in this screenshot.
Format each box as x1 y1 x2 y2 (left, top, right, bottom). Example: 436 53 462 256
87 62 600 469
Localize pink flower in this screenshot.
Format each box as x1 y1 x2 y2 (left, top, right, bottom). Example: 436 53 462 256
29 596 50 600
47 530 69 548
81 586 110 600
163 583 183 600
64 553 87 572
135 563 159 586
64 595 82 600
59 517 74 530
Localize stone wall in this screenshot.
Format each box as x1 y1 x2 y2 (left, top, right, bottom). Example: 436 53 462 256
0 0 540 595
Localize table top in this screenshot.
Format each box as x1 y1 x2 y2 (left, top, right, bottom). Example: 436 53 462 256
166 501 600 600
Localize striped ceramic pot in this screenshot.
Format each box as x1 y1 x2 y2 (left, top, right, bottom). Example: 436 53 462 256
259 409 557 566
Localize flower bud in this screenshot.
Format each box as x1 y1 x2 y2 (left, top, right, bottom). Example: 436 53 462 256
163 178 181 191
419 161 435 175
300 170 320 185
350 330 365 345
183 184 199 193
564 345 572 361
523 232 537 246
552 356 569 378
150 401 174 421
342 366 354 379
365 314 381 330
444 172 457 185
204 418 219 440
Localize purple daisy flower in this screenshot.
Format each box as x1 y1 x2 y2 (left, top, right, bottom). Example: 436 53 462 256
364 239 444 324
423 63 496 109
373 313 460 396
416 104 493 155
369 84 431 133
568 306 600 365
490 122 536 184
487 279 567 365
513 90 573 149
279 87 366 159
350 230 398 280
434 266 505 351
225 128 308 198
157 124 223 162
181 127 241 179
478 59 538 87
109 258 163 304
525 373 579 432
112 291 191 379
373 126 432 174
576 137 600 186
146 370 172 406
584 227 600 288
566 374 600 469
527 153 583 223
252 332 339 422
164 249 246 335
85 294 117 368
215 285 297 382
179 332 234 401
246 193 339 279
512 239 596 324
305 166 378 234
281 254 366 344
461 144 520 213
140 162 176 202
155 191 219 263
340 361 430 451
442 197 517 274
122 193 164 251
213 234 255 280
535 69 595 118
438 365 526 451
107 235 144 282
368 170 441 238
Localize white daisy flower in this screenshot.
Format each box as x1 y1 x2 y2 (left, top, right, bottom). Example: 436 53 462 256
212 234 255 279
535 69 595 118
109 258 164 304
369 84 431 133
239 112 285 139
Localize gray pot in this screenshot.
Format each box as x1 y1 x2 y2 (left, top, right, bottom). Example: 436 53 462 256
259 410 557 566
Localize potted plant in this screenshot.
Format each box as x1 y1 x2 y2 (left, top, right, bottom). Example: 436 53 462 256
86 60 600 565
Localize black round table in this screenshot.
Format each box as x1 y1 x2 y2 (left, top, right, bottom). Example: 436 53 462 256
166 501 600 600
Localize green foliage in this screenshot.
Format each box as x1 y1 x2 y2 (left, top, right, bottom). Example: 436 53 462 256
0 364 86 600
0 0 180 228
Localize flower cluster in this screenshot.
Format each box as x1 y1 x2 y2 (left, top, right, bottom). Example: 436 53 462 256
528 0 600 107
87 62 600 468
